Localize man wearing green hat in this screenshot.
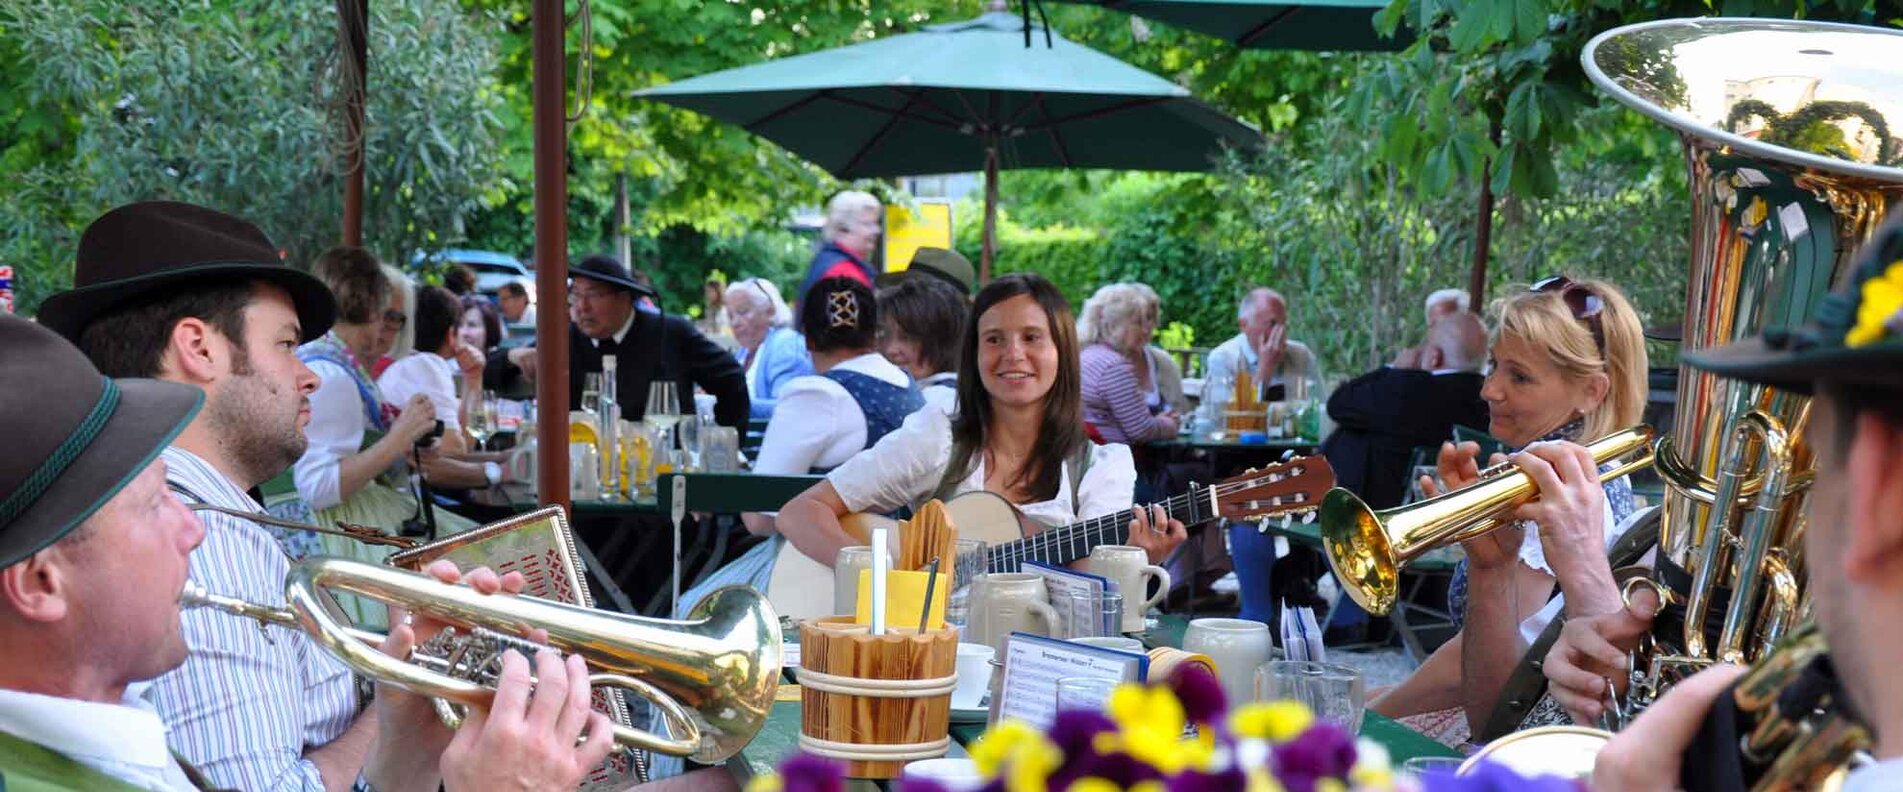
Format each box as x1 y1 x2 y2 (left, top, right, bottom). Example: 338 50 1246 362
0 316 614 791
1534 213 1903 791
32 202 620 792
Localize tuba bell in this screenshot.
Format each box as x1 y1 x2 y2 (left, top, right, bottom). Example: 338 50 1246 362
182 556 783 764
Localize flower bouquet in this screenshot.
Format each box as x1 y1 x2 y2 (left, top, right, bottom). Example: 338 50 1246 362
749 665 1584 792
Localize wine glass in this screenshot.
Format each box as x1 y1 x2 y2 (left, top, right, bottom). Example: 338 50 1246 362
581 373 605 417
467 391 499 451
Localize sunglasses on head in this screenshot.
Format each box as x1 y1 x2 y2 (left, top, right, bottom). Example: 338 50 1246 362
1531 275 1606 356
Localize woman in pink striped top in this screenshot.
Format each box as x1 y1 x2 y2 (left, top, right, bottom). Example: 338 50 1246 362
1078 282 1181 444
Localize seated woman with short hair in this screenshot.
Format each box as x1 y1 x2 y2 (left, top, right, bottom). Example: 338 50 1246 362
1077 282 1179 443
875 272 967 409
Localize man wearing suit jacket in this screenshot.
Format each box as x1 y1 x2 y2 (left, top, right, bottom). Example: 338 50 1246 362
1321 312 1491 510
493 255 750 428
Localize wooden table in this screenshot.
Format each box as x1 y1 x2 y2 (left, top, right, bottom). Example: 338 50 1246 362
731 614 1458 788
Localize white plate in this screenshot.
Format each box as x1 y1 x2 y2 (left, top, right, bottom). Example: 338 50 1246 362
949 705 989 724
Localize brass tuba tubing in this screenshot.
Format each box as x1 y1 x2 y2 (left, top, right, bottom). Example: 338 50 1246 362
1682 411 1797 663
1319 425 1656 616
180 557 782 763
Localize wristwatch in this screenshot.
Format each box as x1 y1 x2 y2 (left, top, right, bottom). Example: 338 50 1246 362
483 461 504 487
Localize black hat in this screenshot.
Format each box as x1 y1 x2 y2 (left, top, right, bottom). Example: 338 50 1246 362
571 254 659 299
0 316 202 569
1684 210 1903 394
36 201 337 344
877 247 976 295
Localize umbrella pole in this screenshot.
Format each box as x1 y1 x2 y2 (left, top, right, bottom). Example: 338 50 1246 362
338 0 367 246
532 0 571 515
981 143 999 284
1467 119 1503 310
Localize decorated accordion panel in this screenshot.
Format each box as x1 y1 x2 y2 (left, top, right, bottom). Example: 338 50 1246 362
389 507 642 791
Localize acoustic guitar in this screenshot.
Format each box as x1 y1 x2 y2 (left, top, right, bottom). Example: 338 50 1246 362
763 455 1336 619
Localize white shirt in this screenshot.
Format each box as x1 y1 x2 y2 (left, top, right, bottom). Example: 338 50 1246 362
377 351 462 431
155 447 358 791
297 359 373 510
754 353 912 477
1201 333 1321 402
1845 757 1903 792
0 686 197 792
828 404 1138 528
1515 505 1655 645
918 372 958 415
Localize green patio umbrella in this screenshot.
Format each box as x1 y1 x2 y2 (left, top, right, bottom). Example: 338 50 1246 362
1052 0 1407 51
636 10 1263 280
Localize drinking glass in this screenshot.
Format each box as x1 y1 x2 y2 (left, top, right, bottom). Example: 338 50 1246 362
698 426 738 473
1401 757 1464 778
644 382 681 469
467 391 499 451
1054 677 1120 713
678 412 705 470
833 546 888 616
581 373 604 416
1255 660 1365 733
944 539 988 633
1065 590 1123 639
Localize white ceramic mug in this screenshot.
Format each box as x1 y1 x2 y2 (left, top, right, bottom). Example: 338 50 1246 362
952 643 995 709
1085 545 1171 633
1182 617 1273 706
966 572 1058 653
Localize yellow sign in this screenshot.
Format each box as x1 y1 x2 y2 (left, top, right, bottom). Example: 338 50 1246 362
882 201 953 273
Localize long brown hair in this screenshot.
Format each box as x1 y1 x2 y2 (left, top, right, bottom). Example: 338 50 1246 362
938 273 1086 503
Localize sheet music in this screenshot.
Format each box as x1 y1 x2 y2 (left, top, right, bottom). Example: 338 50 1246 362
995 633 1146 729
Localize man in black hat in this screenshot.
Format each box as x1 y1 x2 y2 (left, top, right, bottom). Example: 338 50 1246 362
1531 215 1903 791
492 253 749 428
36 201 619 791
0 316 614 791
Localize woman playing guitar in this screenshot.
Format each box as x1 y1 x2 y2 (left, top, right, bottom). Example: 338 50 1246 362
777 273 1187 572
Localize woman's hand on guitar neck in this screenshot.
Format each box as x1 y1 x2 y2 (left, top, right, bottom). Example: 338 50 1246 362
1126 503 1186 565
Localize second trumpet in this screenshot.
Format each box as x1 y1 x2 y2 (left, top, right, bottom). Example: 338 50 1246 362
1319 425 1655 615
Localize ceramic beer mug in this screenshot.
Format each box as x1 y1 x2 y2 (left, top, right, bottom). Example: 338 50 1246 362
1084 545 1171 633
966 572 1058 654
1183 618 1274 706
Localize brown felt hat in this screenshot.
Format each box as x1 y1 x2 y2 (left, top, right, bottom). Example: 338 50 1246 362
35 201 336 344
0 316 202 569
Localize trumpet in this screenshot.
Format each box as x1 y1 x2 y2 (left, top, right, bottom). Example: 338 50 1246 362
180 556 782 764
1319 425 1657 615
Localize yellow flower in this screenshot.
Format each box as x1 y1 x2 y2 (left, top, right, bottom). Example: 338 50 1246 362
1245 766 1287 792
1102 684 1214 773
744 774 783 792
970 720 1060 792
1229 701 1315 743
1351 738 1396 790
1316 779 1348 792
1067 780 1121 792
1847 260 1903 347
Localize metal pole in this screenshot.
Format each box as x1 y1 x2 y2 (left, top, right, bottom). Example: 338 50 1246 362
615 171 632 268
1467 119 1503 311
533 0 570 513
339 0 368 247
980 143 999 284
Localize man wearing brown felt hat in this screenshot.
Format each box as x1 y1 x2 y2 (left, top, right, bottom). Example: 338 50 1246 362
1536 210 1903 792
31 202 614 792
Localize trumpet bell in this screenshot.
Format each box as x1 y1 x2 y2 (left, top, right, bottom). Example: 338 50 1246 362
1318 490 1395 614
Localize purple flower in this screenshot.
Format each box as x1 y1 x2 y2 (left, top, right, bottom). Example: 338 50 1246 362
1270 722 1358 780
1418 760 1586 792
1166 764 1247 792
1049 709 1118 758
1167 664 1228 724
1054 749 1166 790
779 753 847 792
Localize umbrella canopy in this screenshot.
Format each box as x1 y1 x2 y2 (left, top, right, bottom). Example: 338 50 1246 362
637 11 1263 278
1054 0 1408 51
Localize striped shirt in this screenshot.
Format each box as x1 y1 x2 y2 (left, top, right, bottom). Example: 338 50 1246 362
1080 343 1174 444
145 447 360 792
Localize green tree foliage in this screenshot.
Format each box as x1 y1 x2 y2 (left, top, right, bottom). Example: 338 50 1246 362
1366 0 1894 199
0 0 507 315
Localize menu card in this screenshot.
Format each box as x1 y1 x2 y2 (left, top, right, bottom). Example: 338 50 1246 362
993 632 1148 729
1024 560 1112 639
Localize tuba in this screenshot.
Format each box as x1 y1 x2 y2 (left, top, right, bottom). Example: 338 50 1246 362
182 556 783 764
1464 17 1903 788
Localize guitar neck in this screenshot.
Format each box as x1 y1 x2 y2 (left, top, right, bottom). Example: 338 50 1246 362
985 485 1213 573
